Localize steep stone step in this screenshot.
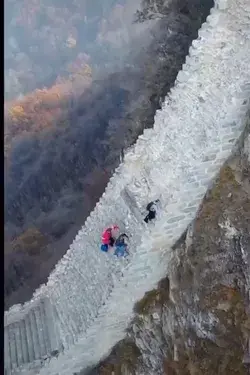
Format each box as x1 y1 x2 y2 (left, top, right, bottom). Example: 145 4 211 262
55 293 75 335
68 269 90 330
57 273 83 335
52 302 76 349
4 327 11 374
43 299 61 353
29 308 42 359
19 319 29 364
39 300 52 355
62 311 78 345
33 306 47 357
8 324 18 370
63 268 95 334
24 313 35 362
121 188 144 223
14 322 24 366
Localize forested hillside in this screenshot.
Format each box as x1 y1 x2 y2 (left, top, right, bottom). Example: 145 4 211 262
4 0 214 309
4 0 151 100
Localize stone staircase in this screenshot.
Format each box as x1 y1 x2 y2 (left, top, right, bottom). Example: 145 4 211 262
4 0 250 373
4 299 61 375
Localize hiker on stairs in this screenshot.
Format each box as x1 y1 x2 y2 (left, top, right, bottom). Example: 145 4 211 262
100 225 119 252
114 233 129 258
144 199 160 223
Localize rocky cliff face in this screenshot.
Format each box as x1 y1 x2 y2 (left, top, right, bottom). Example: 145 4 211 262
85 129 250 375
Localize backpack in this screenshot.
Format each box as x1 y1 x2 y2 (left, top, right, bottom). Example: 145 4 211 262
100 244 108 252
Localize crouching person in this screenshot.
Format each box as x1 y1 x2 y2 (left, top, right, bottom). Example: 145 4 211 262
100 225 119 253
144 199 160 223
114 233 129 258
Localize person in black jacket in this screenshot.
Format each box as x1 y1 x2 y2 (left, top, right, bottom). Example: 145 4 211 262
144 199 160 223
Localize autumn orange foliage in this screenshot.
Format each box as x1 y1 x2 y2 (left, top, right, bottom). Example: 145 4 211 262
4 66 92 160
11 227 48 256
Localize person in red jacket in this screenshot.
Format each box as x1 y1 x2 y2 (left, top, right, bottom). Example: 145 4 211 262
100 225 119 252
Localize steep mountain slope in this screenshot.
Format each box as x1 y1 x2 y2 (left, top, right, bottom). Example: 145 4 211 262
4 0 213 310
87 131 250 375
4 0 152 100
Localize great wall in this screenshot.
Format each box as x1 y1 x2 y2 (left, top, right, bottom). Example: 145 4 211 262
4 0 250 374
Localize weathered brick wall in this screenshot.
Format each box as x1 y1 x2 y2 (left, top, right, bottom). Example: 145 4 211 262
4 0 250 374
